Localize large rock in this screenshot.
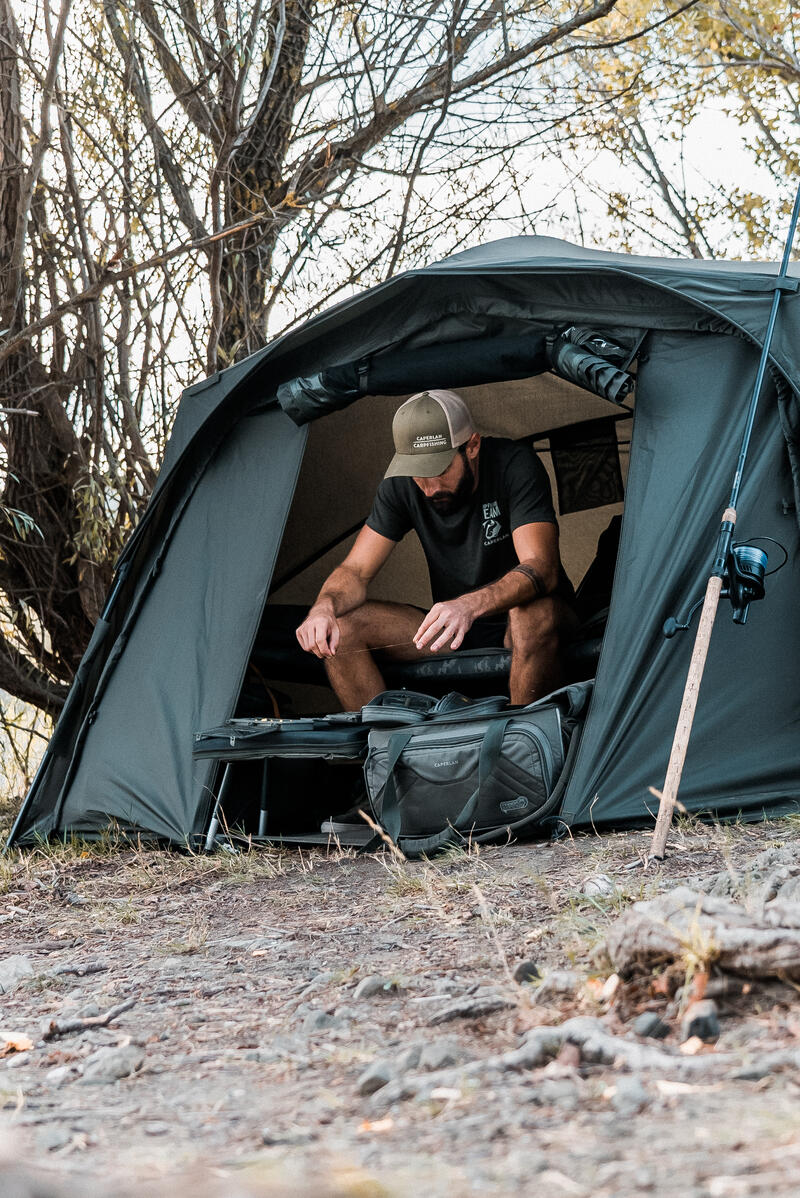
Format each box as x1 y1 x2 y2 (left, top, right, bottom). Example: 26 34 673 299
0 956 34 994
79 1044 144 1085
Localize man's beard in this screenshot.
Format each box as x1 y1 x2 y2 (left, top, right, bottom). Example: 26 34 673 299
427 462 475 515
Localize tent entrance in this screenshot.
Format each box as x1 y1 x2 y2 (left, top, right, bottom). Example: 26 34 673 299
215 366 633 841
254 365 631 710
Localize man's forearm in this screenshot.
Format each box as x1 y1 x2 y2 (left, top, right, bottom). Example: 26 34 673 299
311 565 368 618
465 558 556 620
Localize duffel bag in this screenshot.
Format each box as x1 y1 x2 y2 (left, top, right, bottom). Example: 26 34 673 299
363 682 591 858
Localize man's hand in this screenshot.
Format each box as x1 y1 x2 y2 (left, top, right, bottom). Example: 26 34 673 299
414 594 480 653
296 605 340 658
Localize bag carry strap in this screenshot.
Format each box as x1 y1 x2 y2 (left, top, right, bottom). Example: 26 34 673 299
364 715 512 857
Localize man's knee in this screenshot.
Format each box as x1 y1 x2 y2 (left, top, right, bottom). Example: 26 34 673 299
506 598 560 658
336 601 407 649
336 602 378 646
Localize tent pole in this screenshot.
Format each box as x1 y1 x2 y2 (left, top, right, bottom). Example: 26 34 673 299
650 184 800 862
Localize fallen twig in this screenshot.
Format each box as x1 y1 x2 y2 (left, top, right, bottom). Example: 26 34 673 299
42 997 136 1041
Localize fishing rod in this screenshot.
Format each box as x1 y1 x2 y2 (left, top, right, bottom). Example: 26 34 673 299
650 183 800 861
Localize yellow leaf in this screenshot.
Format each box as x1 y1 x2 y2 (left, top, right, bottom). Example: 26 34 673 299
1 1033 34 1056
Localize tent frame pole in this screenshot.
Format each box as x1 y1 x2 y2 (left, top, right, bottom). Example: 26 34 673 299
650 184 800 862
204 763 233 852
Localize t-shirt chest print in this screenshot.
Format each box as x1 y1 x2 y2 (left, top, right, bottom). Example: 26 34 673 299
482 499 509 548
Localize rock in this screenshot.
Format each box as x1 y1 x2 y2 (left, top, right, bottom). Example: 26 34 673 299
45 1064 80 1087
533 970 580 1006
633 1011 669 1040
357 1059 395 1096
0 955 34 994
681 999 720 1043
582 874 618 897
429 991 514 1025
79 1044 144 1084
527 1078 581 1111
37 1126 73 1152
433 978 461 994
733 1064 772 1081
297 971 338 998
600 973 620 1001
353 974 395 1000
394 1044 423 1073
419 1038 465 1071
512 960 541 984
302 1009 336 1033
611 1075 649 1116
245 1047 281 1063
261 1127 315 1146
142 1121 170 1136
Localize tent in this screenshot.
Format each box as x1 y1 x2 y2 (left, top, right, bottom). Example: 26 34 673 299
8 235 800 848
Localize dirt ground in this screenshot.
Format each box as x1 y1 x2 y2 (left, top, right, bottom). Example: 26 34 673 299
3 818 800 1197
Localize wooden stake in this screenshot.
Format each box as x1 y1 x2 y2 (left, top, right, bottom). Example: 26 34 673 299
650 509 735 860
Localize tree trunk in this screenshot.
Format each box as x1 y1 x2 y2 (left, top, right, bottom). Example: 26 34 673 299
217 0 311 364
0 0 100 713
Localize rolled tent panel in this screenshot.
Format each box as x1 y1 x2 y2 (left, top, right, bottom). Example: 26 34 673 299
47 407 307 843
561 331 800 827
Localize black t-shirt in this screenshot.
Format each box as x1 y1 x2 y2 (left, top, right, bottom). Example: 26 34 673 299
367 437 563 604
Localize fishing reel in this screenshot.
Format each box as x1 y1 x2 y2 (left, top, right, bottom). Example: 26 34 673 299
663 538 787 638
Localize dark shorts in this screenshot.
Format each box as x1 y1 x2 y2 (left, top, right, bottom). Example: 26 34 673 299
461 618 508 651
411 607 507 653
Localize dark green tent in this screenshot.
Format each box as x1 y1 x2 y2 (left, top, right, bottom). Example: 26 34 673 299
8 236 800 847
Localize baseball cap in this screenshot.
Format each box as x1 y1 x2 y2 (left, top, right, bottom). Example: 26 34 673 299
385 390 475 479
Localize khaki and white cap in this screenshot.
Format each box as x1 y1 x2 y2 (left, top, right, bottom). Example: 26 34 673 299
385 390 475 479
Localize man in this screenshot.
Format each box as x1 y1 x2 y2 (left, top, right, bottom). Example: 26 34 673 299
296 389 576 708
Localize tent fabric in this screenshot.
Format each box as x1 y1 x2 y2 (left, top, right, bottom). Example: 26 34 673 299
560 331 800 826
7 235 800 848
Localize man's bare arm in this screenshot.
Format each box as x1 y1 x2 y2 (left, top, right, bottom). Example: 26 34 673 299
296 526 396 658
414 522 561 652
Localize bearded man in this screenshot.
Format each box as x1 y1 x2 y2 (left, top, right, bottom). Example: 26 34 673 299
296 390 576 708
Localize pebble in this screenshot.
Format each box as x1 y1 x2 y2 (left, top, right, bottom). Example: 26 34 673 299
37 1126 73 1152
357 1059 395 1096
143 1121 170 1136
4 1053 30 1071
245 1047 282 1063
611 1075 649 1116
79 1044 145 1085
732 1064 772 1081
297 971 338 998
302 1009 336 1033
419 1038 465 1071
512 961 541 985
533 970 581 1005
633 1011 669 1040
582 873 618 897
261 1127 315 1146
46 1064 79 1087
0 955 34 994
681 999 720 1044
353 974 395 1000
395 1043 423 1072
527 1078 581 1111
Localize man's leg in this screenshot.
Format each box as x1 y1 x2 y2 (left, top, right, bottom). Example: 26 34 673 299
505 596 578 706
325 601 434 710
